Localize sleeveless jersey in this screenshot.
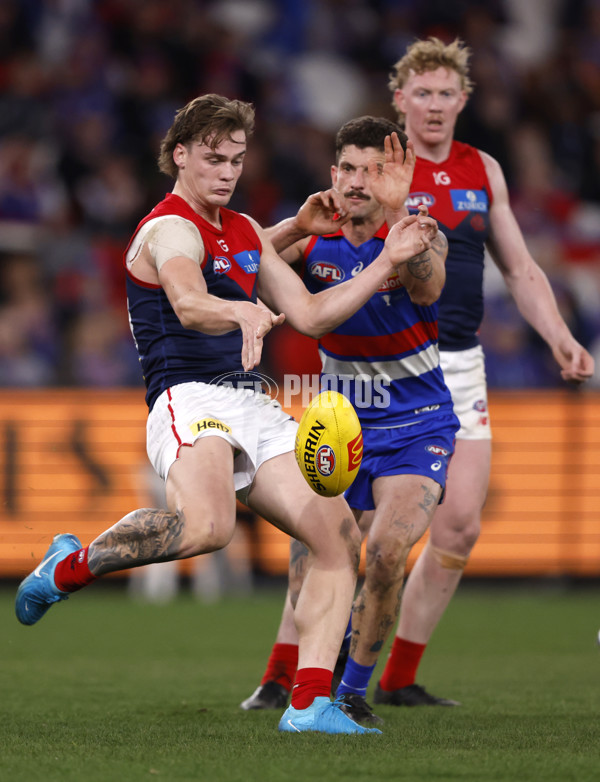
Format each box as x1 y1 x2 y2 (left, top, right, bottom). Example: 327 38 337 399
406 140 492 351
125 193 262 410
301 225 454 427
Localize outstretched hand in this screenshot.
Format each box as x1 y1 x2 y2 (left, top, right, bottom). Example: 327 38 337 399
237 302 286 370
385 205 439 266
367 134 416 212
293 189 350 237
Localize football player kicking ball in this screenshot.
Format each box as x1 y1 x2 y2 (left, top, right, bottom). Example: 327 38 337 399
242 115 458 726
243 38 594 722
15 94 438 736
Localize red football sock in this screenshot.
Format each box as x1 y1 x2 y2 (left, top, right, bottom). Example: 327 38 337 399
261 643 299 691
291 667 332 709
379 637 426 692
53 546 97 593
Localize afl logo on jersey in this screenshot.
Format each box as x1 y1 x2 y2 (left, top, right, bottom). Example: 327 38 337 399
405 192 436 210
213 256 231 274
309 261 345 283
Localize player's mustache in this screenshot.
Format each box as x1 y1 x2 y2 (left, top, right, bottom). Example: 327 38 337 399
344 191 369 200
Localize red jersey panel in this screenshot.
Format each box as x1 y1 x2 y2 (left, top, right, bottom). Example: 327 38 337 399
124 194 262 410
407 141 492 351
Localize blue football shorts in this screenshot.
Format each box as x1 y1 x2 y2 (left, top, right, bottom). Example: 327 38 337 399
344 412 459 511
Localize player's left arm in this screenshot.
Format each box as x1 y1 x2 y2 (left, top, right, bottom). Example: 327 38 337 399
394 212 447 306
482 150 594 384
253 213 434 337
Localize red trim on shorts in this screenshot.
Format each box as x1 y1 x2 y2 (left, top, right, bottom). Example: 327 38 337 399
167 388 183 450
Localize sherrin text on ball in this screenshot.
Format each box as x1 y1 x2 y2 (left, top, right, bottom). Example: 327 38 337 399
295 390 363 497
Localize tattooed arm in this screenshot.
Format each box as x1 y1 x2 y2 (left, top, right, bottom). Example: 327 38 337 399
87 508 186 576
395 230 448 307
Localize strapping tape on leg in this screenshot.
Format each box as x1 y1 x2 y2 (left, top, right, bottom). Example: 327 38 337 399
428 541 469 571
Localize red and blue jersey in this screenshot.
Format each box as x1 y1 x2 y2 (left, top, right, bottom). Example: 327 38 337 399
301 224 455 428
406 140 492 351
125 193 262 410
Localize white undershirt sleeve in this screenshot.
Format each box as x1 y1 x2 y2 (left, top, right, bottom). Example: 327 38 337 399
127 216 204 271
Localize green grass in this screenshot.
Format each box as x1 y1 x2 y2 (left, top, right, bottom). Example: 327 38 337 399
1 581 600 781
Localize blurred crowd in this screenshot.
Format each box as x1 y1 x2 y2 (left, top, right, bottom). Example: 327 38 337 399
0 0 599 390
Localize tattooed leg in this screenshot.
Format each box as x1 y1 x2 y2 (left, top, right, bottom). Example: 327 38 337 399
88 507 186 576
288 539 309 609
349 475 441 667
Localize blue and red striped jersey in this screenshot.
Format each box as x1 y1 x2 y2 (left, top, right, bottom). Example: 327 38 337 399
301 224 454 427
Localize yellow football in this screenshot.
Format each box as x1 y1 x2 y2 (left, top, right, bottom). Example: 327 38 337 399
295 390 363 497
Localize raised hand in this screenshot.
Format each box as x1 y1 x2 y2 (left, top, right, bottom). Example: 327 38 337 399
367 134 416 213
293 189 350 236
384 205 438 266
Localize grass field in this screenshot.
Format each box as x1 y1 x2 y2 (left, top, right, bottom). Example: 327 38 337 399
1 580 599 782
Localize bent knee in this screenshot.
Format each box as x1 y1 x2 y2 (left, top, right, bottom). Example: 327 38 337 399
432 514 480 556
178 510 236 557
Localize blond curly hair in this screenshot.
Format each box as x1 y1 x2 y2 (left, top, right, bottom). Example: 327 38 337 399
388 37 474 120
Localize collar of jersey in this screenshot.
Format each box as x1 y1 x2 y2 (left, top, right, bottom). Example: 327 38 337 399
321 222 389 240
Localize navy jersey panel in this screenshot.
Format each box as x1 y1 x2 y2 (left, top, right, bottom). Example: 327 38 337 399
125 194 262 410
406 141 492 351
302 226 456 428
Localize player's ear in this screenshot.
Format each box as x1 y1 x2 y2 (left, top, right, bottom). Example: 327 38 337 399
173 143 187 170
457 91 468 114
393 88 406 115
330 164 338 187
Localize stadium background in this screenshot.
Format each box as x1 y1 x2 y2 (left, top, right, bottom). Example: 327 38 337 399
1 0 599 584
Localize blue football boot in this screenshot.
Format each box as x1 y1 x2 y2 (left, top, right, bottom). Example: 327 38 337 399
278 696 382 734
15 534 82 625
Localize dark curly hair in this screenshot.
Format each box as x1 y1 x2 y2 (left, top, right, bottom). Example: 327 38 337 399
335 116 407 162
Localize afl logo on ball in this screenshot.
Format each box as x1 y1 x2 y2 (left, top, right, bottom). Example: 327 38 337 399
316 445 336 477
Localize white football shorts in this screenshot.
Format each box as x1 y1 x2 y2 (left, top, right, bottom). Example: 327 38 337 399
440 345 492 441
147 381 298 500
